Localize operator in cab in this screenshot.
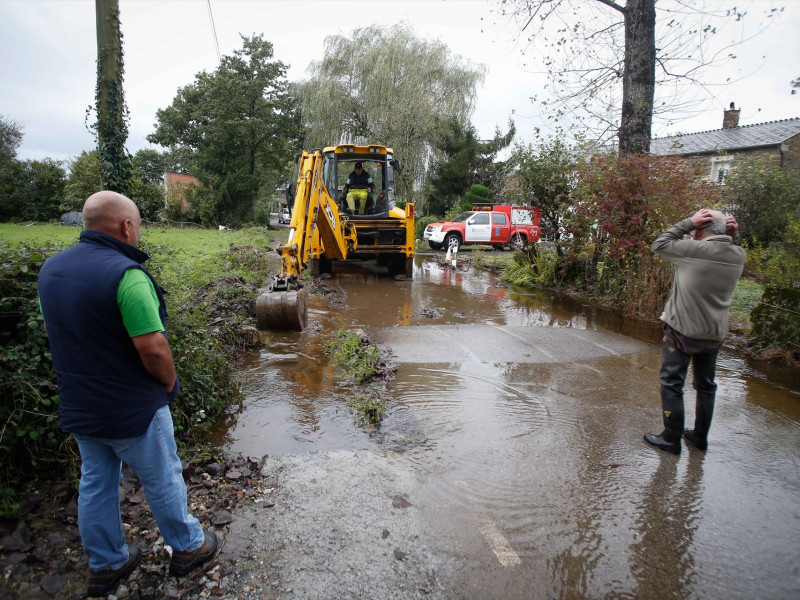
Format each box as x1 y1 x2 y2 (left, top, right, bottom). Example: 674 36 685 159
343 162 374 215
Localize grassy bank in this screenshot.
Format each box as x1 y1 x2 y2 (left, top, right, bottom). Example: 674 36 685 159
0 223 280 514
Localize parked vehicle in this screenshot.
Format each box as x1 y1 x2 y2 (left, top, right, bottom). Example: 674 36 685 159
423 204 541 252
278 208 291 224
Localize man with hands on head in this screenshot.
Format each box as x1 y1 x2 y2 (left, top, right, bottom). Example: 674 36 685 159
643 208 745 455
37 191 217 597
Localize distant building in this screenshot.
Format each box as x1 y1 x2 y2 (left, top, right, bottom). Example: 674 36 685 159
163 172 200 211
650 104 800 183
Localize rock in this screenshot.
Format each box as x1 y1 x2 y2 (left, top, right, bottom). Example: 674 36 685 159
0 520 33 551
212 511 234 526
391 495 412 509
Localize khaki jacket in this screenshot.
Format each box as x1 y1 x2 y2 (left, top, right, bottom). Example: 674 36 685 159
653 218 746 341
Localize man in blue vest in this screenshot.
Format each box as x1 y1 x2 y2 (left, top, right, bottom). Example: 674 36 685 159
38 191 217 596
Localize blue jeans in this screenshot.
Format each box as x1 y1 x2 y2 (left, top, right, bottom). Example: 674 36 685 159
73 405 205 570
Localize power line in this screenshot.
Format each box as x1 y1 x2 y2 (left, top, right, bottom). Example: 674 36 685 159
206 0 220 64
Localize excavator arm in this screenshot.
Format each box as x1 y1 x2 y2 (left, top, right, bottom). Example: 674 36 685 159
256 150 357 330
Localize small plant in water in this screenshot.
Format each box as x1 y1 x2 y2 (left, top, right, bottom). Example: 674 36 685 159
351 393 388 427
324 327 380 382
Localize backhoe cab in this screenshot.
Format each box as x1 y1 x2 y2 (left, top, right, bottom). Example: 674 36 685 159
255 144 415 331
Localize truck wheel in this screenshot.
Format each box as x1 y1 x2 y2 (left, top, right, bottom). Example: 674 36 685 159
428 241 443 251
444 233 461 254
387 254 412 277
510 233 527 251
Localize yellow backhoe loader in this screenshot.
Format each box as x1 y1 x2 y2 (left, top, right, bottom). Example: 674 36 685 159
255 144 415 331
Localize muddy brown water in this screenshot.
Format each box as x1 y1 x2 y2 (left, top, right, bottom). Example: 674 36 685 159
211 254 800 599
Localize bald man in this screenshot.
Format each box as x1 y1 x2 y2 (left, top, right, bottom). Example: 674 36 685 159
38 191 216 596
643 209 746 455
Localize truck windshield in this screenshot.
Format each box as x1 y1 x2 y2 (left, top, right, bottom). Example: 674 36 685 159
452 212 475 223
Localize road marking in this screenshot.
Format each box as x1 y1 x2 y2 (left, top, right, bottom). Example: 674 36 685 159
479 518 522 566
455 480 521 567
491 323 556 359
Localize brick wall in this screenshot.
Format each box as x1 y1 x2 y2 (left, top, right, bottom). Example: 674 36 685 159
164 172 200 211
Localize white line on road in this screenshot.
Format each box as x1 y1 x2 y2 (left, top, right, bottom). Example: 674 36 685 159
479 518 522 566
455 480 521 567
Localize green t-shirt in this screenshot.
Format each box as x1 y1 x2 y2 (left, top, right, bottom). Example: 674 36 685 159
117 268 164 337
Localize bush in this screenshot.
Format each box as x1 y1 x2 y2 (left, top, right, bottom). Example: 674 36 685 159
750 286 800 359
724 159 800 247
415 215 439 239
564 154 723 317
465 184 490 207
0 243 72 514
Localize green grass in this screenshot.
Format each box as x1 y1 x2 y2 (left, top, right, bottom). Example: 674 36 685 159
0 223 279 303
0 223 83 247
0 223 275 254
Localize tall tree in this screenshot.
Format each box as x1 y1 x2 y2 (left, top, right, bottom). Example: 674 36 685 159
63 150 102 213
95 0 130 193
297 24 487 202
496 0 780 153
149 34 301 224
16 160 67 222
425 118 515 216
0 115 24 213
0 115 23 166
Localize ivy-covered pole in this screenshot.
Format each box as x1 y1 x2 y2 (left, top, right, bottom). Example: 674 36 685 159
95 0 130 194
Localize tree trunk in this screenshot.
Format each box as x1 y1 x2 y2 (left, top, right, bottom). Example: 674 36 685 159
618 0 656 155
95 0 129 193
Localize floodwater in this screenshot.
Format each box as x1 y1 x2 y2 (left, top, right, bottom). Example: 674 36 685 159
212 254 800 599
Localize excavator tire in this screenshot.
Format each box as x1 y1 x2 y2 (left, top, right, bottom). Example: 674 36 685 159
255 287 308 331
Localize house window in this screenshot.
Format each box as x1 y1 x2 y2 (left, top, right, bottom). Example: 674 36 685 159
711 156 733 184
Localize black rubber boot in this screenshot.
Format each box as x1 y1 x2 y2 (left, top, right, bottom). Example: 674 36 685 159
644 412 684 455
683 390 714 451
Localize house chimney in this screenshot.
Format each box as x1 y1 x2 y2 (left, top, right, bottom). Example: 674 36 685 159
723 102 740 129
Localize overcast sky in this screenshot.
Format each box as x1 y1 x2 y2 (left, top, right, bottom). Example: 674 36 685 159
1 0 798 163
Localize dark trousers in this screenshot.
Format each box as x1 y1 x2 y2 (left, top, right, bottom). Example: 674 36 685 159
660 342 718 432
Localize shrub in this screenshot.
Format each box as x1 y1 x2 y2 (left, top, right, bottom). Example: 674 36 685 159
415 215 439 239
750 286 800 359
465 184 490 208
724 158 800 247
0 243 72 514
565 154 723 317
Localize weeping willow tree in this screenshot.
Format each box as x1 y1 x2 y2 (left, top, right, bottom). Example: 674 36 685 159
297 24 486 202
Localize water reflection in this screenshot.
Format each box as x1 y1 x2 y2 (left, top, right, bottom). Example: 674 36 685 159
630 453 704 599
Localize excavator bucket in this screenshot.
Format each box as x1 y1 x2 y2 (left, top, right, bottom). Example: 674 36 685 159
255 287 309 331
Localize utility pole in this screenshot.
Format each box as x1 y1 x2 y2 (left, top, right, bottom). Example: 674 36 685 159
95 0 130 193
